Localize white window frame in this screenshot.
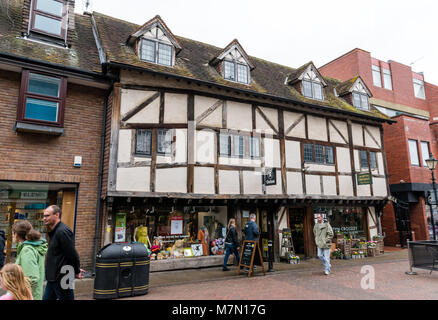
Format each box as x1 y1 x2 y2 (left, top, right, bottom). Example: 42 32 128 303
382 68 392 90
421 141 430 167
408 139 420 166
413 78 426 99
372 65 382 87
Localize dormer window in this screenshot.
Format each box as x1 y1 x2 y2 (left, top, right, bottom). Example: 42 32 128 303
224 60 249 84
30 0 67 39
351 81 370 110
302 70 324 100
140 38 173 66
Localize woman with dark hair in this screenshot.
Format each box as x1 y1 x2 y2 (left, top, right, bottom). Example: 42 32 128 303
12 220 47 300
223 218 240 271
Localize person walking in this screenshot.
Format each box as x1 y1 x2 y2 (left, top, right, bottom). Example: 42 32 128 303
313 213 334 275
0 229 5 269
244 213 260 241
223 218 240 271
42 205 84 300
12 220 48 300
0 263 33 300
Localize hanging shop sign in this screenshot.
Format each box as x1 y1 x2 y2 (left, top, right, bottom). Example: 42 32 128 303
426 191 437 205
263 168 277 186
171 216 183 235
115 212 127 243
357 173 372 185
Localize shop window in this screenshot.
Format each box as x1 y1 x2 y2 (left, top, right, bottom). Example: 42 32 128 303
408 139 420 166
135 129 152 156
18 70 66 126
303 143 334 165
318 207 366 239
157 129 173 155
30 0 68 39
0 181 77 263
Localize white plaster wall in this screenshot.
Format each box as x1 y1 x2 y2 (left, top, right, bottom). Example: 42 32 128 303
323 176 337 196
373 177 388 197
368 207 378 239
118 129 132 163
116 167 150 192
120 89 157 117
264 138 281 168
306 164 336 173
287 172 303 195
126 95 160 124
278 207 288 230
285 140 301 168
352 123 364 146
305 175 321 195
329 120 349 144
284 111 306 138
377 152 385 176
194 167 215 194
195 130 215 164
175 129 187 163
307 115 327 141
155 168 187 193
227 101 252 131
256 106 278 132
357 182 371 196
219 170 240 194
243 171 263 194
336 147 351 173
365 126 381 148
219 157 261 167
194 96 222 127
164 93 187 124
339 176 354 197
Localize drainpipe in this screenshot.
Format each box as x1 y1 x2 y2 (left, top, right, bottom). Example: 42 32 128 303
92 83 113 275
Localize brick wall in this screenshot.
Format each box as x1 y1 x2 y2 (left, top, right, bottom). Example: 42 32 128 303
0 69 106 269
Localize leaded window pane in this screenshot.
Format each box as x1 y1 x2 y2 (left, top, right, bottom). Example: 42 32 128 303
224 61 235 81
141 39 155 62
303 80 312 98
352 93 361 109
219 134 231 156
314 145 324 163
360 94 369 110
360 150 368 168
158 43 172 66
250 137 260 158
325 146 334 164
370 152 377 169
136 130 152 156
313 83 323 100
304 144 313 162
237 64 248 84
157 129 172 154
233 135 245 157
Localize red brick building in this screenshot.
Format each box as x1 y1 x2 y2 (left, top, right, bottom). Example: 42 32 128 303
0 0 110 269
320 48 438 246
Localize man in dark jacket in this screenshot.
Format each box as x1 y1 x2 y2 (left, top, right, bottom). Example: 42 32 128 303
244 213 260 241
42 205 84 300
0 230 5 269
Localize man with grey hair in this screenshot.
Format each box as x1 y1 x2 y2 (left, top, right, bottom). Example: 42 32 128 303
313 213 334 275
244 213 260 241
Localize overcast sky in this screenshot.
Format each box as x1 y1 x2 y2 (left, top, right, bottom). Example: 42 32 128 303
76 0 438 85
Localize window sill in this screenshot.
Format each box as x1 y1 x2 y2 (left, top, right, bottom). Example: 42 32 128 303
14 121 64 136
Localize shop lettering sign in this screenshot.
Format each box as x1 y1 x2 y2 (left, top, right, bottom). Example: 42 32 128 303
357 173 372 185
263 168 276 186
20 191 48 199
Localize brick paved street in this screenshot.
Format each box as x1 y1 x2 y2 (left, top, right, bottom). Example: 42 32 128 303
77 249 438 300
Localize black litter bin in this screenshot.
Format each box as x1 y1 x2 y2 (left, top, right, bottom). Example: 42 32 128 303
94 242 150 299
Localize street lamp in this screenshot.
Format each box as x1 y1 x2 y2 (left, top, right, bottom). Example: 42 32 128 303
425 153 438 241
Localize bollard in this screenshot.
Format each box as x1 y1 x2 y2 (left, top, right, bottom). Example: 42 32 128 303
267 240 274 272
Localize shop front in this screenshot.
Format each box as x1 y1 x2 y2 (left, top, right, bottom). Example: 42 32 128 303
0 181 77 263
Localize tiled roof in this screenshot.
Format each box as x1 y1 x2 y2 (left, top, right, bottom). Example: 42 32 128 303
93 11 389 121
335 76 359 96
0 0 102 74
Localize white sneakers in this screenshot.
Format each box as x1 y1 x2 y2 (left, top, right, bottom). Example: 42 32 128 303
324 271 330 275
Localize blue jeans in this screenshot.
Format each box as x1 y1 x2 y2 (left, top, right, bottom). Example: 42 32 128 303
43 281 75 300
317 247 331 273
223 243 239 268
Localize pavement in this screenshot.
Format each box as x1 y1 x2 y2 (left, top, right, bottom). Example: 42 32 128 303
74 247 432 300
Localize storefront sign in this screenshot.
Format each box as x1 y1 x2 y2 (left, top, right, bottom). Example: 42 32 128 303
171 216 183 235
115 212 127 243
357 173 372 185
263 168 276 186
20 191 48 199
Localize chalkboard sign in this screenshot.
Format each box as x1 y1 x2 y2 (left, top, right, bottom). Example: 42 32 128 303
238 240 266 278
